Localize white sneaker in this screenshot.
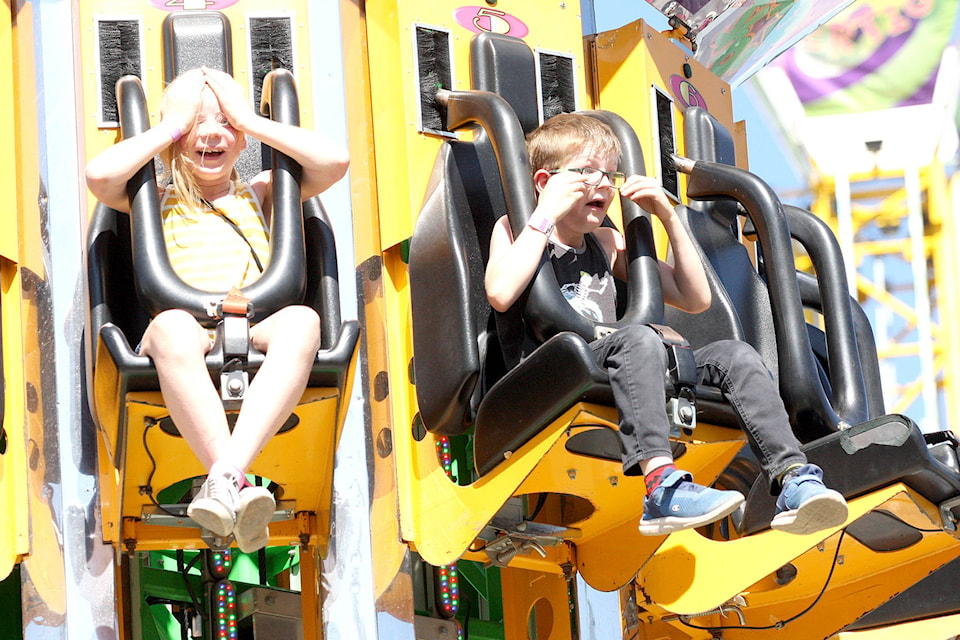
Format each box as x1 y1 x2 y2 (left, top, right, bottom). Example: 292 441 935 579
234 486 275 553
187 473 240 537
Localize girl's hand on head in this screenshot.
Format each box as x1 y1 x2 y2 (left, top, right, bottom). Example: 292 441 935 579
161 68 205 134
619 174 675 221
536 169 589 223
201 66 254 131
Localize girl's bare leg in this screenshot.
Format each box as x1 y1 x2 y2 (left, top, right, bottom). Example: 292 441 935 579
139 309 229 470
223 305 321 472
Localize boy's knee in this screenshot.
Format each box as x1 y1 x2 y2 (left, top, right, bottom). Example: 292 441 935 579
721 340 764 364
618 324 664 350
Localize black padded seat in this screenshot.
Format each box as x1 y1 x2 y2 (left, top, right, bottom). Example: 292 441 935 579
90 198 357 394
846 556 960 631
410 34 750 481
660 105 960 548
410 100 742 478
88 70 358 466
473 332 611 476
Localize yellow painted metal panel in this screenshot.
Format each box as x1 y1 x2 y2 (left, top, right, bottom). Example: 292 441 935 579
0 263 29 580
364 0 587 250
838 613 960 640
590 21 738 254
0 1 17 261
11 0 42 279
639 485 960 619
103 386 341 551
501 566 574 640
0 0 30 582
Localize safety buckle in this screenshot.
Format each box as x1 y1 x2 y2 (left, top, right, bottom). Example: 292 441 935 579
216 287 254 319
648 323 698 434
668 387 697 435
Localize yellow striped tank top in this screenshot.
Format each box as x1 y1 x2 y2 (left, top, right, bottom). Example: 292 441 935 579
160 183 271 292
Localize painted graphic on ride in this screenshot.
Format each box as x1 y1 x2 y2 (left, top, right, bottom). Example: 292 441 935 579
149 0 240 11
453 6 529 38
669 75 709 111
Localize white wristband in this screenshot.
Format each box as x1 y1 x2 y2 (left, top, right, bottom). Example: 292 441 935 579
528 215 555 236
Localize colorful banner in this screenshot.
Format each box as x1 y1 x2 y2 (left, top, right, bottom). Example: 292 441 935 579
776 0 959 115
645 0 853 86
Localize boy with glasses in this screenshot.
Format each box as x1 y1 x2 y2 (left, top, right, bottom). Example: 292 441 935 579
486 113 847 536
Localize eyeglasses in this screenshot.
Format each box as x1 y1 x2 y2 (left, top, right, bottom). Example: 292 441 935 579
548 167 626 188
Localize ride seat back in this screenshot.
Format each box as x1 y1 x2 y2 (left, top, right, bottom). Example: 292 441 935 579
409 32 616 455
665 108 779 373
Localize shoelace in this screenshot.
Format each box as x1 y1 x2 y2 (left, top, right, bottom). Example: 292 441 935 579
207 474 239 506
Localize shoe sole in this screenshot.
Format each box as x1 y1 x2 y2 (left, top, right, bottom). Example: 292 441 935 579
234 488 275 553
188 502 235 538
771 491 848 535
639 493 745 536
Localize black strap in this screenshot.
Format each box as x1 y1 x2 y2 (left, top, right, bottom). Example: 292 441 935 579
201 197 265 273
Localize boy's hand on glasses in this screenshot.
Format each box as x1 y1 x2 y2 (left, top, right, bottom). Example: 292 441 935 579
538 168 591 222
619 174 675 221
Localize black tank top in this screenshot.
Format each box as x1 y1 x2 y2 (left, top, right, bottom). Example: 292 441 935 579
549 233 617 324
496 232 617 368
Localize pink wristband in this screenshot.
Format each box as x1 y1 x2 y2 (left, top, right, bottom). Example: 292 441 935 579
163 123 183 143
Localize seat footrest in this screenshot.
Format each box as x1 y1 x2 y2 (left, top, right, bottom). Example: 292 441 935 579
741 414 960 536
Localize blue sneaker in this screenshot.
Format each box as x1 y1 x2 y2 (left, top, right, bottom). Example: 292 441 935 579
640 469 745 536
771 464 848 535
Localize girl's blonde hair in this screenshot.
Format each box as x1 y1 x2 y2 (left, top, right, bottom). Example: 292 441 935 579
158 70 243 212
527 112 622 173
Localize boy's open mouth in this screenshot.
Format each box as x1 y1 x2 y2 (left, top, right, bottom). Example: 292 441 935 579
586 198 605 209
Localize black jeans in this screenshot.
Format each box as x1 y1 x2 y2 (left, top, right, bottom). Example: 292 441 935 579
590 324 806 490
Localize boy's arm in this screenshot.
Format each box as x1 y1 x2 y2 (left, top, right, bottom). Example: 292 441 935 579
485 215 551 312
619 175 711 313
485 171 589 312
204 67 349 202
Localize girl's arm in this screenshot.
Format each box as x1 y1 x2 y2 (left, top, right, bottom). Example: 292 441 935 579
204 67 349 202
85 72 205 212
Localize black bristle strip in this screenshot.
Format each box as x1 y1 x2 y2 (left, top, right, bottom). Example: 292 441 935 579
249 17 294 114
415 26 451 133
539 53 576 121
655 90 679 197
98 20 142 124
